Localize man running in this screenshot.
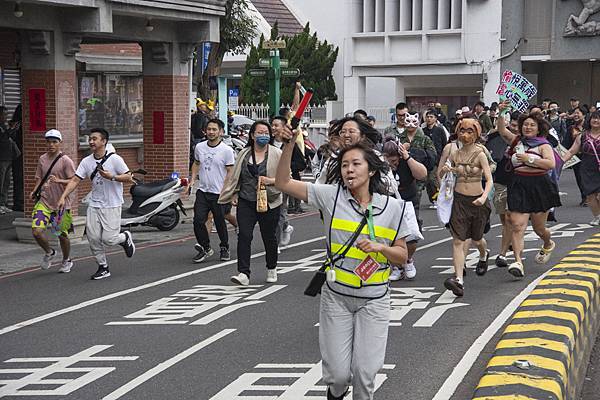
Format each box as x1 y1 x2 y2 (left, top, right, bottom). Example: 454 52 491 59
31 129 76 272
58 128 135 280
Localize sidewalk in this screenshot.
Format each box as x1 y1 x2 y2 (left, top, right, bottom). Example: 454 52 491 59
0 209 197 276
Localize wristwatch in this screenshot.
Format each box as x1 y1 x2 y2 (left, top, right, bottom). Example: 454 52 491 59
110 176 116 181
527 156 535 166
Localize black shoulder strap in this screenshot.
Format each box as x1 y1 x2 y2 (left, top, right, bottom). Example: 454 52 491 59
33 153 64 199
90 152 114 181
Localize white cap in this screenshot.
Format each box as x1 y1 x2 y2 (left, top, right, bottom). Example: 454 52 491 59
461 106 471 113
45 129 62 141
455 109 463 115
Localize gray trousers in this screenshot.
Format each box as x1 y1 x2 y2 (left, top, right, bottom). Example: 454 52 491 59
86 206 126 266
319 285 390 400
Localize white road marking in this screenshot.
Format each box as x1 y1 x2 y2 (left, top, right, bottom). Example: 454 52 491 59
102 329 235 400
0 237 325 337
431 271 549 400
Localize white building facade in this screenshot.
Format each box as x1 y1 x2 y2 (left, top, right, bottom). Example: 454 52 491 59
285 0 503 116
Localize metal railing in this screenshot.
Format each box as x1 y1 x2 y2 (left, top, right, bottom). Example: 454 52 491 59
235 103 327 123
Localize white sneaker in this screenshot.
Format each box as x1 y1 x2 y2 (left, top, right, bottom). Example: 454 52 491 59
266 269 278 283
590 215 600 226
41 249 56 270
230 272 250 286
59 259 73 273
403 260 417 280
389 266 402 281
280 225 294 246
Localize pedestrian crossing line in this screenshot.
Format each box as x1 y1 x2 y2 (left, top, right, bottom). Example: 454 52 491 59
472 233 600 400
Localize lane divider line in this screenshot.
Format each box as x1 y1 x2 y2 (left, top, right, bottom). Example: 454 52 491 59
102 329 236 400
0 236 325 337
471 233 600 400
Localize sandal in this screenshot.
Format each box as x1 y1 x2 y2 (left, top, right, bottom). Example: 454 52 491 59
534 240 556 264
508 261 525 278
476 250 490 276
444 277 464 297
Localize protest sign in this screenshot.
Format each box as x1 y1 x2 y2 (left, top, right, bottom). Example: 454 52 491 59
496 70 537 113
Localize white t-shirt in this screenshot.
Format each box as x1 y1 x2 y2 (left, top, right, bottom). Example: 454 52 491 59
194 140 235 194
75 152 129 208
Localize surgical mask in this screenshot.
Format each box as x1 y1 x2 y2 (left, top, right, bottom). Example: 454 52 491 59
255 136 270 147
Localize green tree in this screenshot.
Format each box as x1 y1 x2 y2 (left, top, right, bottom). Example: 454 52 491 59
240 23 338 106
196 0 257 100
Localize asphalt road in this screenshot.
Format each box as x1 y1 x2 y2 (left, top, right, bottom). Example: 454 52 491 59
0 173 598 400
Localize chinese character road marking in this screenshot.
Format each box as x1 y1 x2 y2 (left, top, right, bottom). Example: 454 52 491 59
277 252 326 274
0 346 138 397
103 329 235 400
390 287 469 327
107 285 285 325
209 362 395 399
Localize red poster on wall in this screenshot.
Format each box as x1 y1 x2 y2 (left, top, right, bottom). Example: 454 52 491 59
29 88 46 132
153 111 165 144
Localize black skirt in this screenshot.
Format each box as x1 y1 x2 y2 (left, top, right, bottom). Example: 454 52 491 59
507 174 561 213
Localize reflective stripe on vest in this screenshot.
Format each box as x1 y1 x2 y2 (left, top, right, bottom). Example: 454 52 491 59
330 242 389 264
326 265 390 288
331 218 397 242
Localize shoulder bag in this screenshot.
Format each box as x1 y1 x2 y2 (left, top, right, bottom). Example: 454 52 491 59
305 185 368 296
32 153 64 202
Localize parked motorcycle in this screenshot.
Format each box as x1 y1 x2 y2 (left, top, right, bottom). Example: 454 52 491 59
120 170 188 231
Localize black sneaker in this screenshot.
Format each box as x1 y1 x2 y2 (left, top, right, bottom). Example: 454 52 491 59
476 250 490 276
327 388 349 400
120 231 135 258
193 246 214 263
91 265 110 280
220 246 231 261
495 255 508 268
444 277 464 297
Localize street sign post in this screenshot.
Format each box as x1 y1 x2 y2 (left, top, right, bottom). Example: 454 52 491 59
281 68 300 78
249 42 300 117
262 40 286 50
249 69 267 77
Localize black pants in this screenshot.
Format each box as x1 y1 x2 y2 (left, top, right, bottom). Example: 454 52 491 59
193 190 228 251
236 197 280 276
573 163 585 201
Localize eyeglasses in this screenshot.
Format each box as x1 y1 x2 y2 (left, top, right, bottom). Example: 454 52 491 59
458 128 476 134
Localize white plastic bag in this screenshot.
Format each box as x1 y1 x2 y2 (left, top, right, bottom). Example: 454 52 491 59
436 171 455 225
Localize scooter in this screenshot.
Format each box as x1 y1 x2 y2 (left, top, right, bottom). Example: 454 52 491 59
120 170 188 231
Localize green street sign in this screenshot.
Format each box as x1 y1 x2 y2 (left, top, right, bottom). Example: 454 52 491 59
262 39 286 49
260 58 288 68
249 69 267 77
281 68 300 78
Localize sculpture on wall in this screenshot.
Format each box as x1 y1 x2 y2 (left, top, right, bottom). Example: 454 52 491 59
565 0 600 36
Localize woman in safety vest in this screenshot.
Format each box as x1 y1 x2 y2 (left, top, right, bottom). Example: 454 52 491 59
276 130 414 400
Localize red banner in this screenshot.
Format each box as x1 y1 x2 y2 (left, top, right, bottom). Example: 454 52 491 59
153 111 165 144
28 88 46 132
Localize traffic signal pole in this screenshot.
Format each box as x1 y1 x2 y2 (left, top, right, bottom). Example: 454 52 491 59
268 50 281 118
